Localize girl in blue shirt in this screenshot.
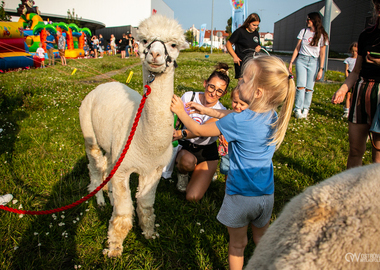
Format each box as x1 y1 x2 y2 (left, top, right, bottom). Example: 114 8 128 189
171 55 295 270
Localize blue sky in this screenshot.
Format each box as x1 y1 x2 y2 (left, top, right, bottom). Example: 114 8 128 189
163 0 318 33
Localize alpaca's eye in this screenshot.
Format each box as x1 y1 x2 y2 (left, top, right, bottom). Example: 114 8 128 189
143 40 148 44
171 44 176 48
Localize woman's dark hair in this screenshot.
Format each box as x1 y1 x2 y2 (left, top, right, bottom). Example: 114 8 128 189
240 13 261 30
370 0 380 28
206 62 231 90
307 12 329 46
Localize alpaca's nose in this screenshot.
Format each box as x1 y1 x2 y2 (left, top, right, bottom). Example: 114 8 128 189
150 51 160 60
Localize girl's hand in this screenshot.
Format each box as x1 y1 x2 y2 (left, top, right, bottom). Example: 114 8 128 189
171 95 185 114
255 45 261 53
366 53 380 66
288 63 293 74
233 55 242 66
331 87 348 104
186 101 206 115
316 69 323 81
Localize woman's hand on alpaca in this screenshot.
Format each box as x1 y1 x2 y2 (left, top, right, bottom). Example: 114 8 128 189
171 95 185 115
172 129 182 141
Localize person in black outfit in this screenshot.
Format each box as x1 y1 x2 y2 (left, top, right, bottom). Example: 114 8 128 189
119 33 128 59
226 13 261 79
98 34 105 58
332 0 380 168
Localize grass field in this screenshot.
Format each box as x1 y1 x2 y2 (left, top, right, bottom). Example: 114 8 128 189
0 52 374 269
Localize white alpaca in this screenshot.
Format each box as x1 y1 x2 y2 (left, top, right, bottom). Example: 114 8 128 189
245 163 380 270
79 15 188 257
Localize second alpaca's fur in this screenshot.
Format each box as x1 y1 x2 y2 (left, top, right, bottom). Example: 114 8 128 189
245 163 380 270
79 15 188 257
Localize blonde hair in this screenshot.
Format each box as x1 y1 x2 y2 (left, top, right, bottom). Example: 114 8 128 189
240 55 295 149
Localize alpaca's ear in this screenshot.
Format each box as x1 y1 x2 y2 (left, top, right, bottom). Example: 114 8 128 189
179 42 190 51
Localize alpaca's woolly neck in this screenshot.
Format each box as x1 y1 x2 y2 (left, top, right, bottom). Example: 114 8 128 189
138 66 174 142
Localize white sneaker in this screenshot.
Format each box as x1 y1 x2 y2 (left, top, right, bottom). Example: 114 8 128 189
294 109 302 119
343 109 349 118
177 173 189 192
302 109 309 119
0 194 13 206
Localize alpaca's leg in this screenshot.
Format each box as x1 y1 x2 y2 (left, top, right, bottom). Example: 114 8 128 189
85 142 107 206
104 153 114 206
136 167 163 239
104 170 134 257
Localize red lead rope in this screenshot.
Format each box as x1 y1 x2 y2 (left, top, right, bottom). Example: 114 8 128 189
0 85 152 215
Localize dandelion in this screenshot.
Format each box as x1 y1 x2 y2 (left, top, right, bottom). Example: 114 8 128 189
196 222 201 226
58 222 65 226
38 243 41 247
18 204 23 209
155 224 160 227
14 246 19 250
19 214 24 218
200 229 205 233
34 232 38 235
12 199 18 204
46 232 49 235
61 215 65 219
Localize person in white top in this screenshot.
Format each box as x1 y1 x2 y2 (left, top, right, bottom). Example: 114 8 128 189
36 42 45 68
288 12 329 119
172 63 230 201
342 42 358 118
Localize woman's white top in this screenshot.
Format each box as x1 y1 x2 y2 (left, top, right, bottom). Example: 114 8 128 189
297 28 329 58
181 91 226 146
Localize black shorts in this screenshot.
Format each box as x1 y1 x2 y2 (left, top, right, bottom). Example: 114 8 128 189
179 140 219 164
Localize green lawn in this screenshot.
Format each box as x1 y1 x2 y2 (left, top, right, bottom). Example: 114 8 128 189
0 52 373 269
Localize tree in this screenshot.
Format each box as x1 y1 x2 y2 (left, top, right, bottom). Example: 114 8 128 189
185 30 194 44
0 1 12 21
66 8 82 27
265 41 273 47
226 17 232 36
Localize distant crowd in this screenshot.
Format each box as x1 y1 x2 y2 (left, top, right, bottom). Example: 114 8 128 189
83 33 139 59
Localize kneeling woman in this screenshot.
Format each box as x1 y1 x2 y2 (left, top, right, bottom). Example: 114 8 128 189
173 63 230 201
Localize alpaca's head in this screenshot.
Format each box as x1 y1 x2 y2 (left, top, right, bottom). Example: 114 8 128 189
137 14 189 74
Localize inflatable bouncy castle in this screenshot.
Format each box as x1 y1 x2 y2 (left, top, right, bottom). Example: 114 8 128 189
0 22 33 71
0 0 91 71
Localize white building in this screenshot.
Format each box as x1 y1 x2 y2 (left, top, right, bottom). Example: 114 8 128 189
259 32 273 49
4 0 173 29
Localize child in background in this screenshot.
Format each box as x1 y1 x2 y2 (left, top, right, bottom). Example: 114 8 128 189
171 55 295 270
188 84 249 181
106 44 112 56
36 42 45 68
133 42 139 57
342 42 358 118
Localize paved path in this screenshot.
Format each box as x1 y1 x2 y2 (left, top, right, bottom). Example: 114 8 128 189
80 62 141 84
